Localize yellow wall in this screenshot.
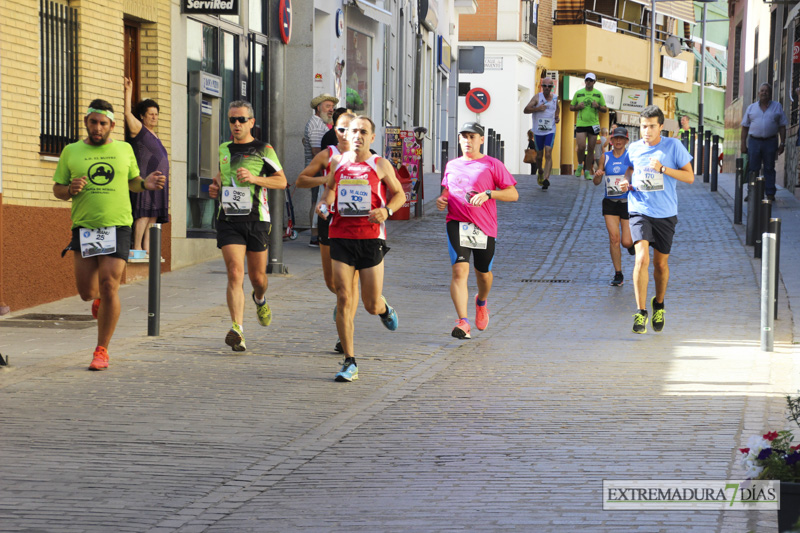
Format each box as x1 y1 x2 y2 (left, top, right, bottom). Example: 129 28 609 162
0 0 171 208
552 24 694 95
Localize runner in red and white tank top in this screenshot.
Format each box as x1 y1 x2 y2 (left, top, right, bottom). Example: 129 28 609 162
319 116 405 383
297 113 358 354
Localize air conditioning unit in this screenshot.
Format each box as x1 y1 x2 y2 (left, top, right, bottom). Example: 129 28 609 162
545 70 559 91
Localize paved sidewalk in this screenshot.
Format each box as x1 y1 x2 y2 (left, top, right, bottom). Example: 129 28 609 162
1 171 798 532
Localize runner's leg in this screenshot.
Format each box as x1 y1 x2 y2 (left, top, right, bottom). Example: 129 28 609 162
95 255 126 348
332 259 358 357
246 249 268 301
633 240 650 310
604 214 623 272
221 244 247 325
575 132 587 170
652 250 669 304
543 146 553 179
450 262 470 318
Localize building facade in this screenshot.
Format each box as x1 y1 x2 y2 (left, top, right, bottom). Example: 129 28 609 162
458 0 695 175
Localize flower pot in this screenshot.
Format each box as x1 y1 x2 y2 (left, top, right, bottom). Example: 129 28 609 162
779 481 800 532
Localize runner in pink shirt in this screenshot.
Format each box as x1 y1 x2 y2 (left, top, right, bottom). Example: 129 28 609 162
436 122 518 339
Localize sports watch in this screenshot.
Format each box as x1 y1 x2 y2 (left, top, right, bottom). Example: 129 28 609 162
660 166 666 173
385 207 393 217
485 190 492 199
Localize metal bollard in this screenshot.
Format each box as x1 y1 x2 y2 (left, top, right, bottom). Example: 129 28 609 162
147 223 161 337
710 135 719 192
681 130 689 150
696 126 704 175
703 131 712 184
440 141 449 194
500 139 505 163
755 198 771 259
769 218 781 319
745 173 758 246
689 127 696 165
761 233 776 352
734 157 743 225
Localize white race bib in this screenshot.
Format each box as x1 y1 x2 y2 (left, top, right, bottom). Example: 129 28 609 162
221 186 252 215
79 227 117 258
459 222 488 250
338 179 371 217
633 168 664 192
605 175 625 197
537 117 553 132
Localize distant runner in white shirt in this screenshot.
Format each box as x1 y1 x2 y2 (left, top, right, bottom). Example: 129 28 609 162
523 77 560 190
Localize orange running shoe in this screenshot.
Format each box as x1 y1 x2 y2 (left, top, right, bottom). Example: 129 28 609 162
91 299 101 319
89 346 109 371
475 296 490 331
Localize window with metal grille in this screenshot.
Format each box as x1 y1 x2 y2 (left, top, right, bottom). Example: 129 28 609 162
40 0 78 156
522 0 538 47
732 23 741 99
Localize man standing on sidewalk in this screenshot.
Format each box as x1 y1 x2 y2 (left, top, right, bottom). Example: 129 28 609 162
570 73 607 180
620 105 694 334
303 93 338 246
52 99 165 370
741 83 787 201
209 100 287 352
437 122 519 340
523 77 560 190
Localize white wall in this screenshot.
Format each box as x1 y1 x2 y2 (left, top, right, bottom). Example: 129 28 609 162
458 42 541 173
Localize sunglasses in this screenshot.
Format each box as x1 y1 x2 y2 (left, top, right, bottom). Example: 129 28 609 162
229 116 252 124
542 84 554 87
336 127 347 133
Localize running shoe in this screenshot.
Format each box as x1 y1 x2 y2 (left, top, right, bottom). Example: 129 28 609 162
379 295 399 331
91 298 101 319
610 272 624 287
575 164 583 178
651 297 665 332
335 358 358 382
252 291 272 326
451 319 471 339
537 171 545 186
632 310 648 334
542 179 550 190
584 170 592 180
334 338 343 353
475 296 490 331
225 323 247 352
627 246 636 256
309 238 320 248
88 346 109 371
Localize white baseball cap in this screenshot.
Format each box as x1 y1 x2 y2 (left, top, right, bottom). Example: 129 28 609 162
585 73 597 81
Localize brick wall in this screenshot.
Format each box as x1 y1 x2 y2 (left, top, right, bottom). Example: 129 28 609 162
460 0 498 41
538 0 553 57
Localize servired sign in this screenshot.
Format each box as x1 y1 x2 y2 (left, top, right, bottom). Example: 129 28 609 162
182 0 238 15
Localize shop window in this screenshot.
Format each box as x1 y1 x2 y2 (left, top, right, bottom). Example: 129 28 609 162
39 0 78 156
347 28 372 115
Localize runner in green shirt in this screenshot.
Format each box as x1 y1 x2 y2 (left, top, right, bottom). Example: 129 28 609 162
208 100 288 352
569 73 607 180
52 99 166 371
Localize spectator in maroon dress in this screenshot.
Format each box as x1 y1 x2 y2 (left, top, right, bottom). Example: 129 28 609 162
124 77 170 254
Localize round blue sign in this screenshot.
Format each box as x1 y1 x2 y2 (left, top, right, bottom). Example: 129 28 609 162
335 9 344 38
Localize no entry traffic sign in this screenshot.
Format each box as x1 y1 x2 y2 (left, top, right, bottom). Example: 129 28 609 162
465 87 491 113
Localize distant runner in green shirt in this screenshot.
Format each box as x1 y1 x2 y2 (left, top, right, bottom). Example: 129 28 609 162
569 72 607 180
52 99 166 371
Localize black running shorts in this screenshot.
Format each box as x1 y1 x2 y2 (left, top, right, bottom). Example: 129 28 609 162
629 214 677 255
71 226 132 261
216 219 271 252
330 238 389 270
602 198 630 219
446 220 496 273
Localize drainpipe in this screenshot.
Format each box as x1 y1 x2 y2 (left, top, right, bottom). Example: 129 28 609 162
0 56 7 315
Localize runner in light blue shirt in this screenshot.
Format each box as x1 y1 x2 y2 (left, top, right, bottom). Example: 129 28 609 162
619 105 694 335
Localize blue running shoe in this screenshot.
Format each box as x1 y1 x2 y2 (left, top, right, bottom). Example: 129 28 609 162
379 295 398 331
335 358 358 382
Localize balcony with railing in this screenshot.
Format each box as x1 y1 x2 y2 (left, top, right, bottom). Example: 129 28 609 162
550 0 695 93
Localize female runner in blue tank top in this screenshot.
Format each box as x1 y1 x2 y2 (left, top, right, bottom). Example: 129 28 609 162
592 126 634 287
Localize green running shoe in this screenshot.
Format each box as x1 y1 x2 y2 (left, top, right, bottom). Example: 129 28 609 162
632 311 648 334
584 170 592 180
225 323 247 351
651 297 665 332
252 291 272 326
575 164 584 177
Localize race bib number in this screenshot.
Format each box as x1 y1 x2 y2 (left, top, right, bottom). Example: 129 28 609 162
537 117 553 132
632 169 664 192
221 186 252 215
459 222 488 250
592 124 601 135
79 227 117 258
605 175 625 197
338 178 371 217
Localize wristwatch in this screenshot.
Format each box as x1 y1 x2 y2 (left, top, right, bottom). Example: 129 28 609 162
660 166 666 173
385 207 393 217
485 190 493 199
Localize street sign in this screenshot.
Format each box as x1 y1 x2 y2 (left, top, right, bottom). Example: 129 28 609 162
279 0 292 44
465 87 490 113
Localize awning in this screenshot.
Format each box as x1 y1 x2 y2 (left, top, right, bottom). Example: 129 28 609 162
353 0 393 25
628 0 696 25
